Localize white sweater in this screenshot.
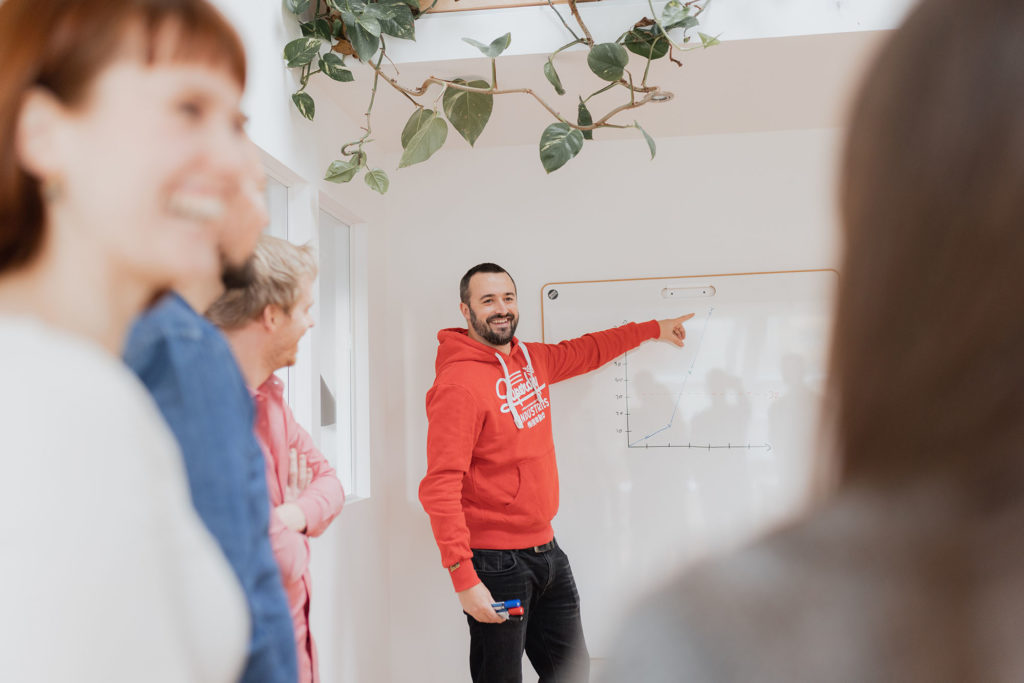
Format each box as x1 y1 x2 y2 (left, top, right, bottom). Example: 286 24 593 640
0 317 249 681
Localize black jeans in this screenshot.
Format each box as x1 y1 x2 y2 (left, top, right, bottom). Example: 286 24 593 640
466 539 590 683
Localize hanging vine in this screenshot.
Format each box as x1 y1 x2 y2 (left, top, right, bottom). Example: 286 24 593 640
282 0 718 194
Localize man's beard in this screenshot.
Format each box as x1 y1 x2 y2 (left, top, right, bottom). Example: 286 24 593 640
470 308 518 346
220 254 256 290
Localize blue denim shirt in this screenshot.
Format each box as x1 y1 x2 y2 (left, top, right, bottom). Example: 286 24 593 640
124 293 298 683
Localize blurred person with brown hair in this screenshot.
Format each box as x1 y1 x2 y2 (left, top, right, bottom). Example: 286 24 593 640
209 235 345 683
603 0 1024 681
0 0 258 680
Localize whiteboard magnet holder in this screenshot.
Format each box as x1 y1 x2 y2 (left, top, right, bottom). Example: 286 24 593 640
661 285 716 298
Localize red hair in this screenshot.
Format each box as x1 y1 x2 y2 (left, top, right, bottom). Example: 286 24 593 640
0 0 247 273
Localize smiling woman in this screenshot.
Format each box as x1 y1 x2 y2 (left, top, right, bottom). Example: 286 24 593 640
0 1 256 680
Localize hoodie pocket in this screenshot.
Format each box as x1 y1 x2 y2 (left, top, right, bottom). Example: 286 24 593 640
466 462 522 507
506 456 558 521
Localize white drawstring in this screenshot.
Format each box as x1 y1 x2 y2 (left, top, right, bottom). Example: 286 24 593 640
495 353 525 429
518 344 543 396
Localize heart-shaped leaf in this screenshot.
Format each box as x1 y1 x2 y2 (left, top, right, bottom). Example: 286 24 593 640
291 92 315 120
364 169 390 194
325 158 362 183
286 0 311 15
319 53 354 82
443 79 493 147
401 108 435 147
587 43 629 82
577 98 593 140
539 122 584 173
372 2 416 40
662 0 698 31
635 120 656 159
283 37 322 67
624 27 669 60
543 60 565 96
462 33 512 58
399 110 448 168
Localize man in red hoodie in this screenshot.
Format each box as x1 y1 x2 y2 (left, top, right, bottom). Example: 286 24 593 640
419 263 694 682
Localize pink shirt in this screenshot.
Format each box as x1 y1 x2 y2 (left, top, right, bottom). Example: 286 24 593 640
253 375 345 683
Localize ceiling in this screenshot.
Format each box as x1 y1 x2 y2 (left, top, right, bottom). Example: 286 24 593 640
318 30 891 152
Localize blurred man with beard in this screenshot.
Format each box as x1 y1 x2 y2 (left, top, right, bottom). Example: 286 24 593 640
122 147 297 683
419 262 693 683
208 235 344 683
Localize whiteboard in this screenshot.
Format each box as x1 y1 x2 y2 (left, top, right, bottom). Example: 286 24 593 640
540 270 837 659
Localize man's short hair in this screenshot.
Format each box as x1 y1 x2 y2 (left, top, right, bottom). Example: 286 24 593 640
459 263 516 305
207 235 317 330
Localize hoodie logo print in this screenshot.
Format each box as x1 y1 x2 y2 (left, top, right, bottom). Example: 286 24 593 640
496 370 550 429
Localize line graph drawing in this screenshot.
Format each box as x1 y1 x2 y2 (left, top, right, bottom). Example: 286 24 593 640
623 306 772 451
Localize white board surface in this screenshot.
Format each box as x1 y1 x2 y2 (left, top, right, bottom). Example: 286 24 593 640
540 270 837 658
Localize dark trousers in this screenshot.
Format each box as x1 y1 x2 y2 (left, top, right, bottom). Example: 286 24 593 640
466 539 590 683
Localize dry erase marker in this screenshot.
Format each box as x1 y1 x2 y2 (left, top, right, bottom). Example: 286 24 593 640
491 599 522 611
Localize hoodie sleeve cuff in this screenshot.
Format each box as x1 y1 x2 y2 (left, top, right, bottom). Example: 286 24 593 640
449 560 480 592
641 319 661 340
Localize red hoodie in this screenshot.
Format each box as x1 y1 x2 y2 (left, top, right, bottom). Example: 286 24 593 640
419 320 661 591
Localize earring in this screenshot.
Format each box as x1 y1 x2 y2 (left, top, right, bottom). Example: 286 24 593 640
41 176 63 204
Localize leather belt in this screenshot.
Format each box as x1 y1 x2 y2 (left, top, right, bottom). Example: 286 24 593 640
525 540 555 553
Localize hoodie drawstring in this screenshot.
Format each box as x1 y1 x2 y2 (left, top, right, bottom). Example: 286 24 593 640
518 344 543 396
495 344 543 430
494 353 524 429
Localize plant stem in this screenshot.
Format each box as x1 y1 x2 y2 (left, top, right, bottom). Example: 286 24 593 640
368 62 670 130
567 0 595 46
584 81 618 103
491 58 497 89
546 0 581 41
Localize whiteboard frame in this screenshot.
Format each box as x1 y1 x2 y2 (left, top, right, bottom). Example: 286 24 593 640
540 268 839 343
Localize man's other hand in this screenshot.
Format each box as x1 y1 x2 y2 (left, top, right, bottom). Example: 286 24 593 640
458 582 507 623
657 313 695 347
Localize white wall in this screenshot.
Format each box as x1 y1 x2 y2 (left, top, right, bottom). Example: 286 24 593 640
380 127 842 681
212 3 850 681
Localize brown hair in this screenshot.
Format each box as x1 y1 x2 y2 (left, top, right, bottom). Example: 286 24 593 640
0 0 247 273
207 235 318 330
832 0 1024 489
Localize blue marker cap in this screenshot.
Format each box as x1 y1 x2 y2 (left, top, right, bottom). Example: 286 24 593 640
491 599 522 610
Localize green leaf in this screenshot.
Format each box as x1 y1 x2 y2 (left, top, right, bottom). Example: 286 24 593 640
325 158 362 183
286 0 311 14
342 8 381 36
332 19 345 38
283 37 322 68
635 120 656 159
313 18 334 40
400 0 421 7
319 54 354 82
577 98 593 141
364 169 390 194
543 60 565 96
399 110 448 168
442 79 492 147
299 21 316 37
342 11 381 61
291 92 315 120
462 32 512 58
325 0 346 10
587 43 629 82
371 2 416 40
624 27 669 60
539 122 584 173
401 108 435 147
698 32 720 48
662 0 697 31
